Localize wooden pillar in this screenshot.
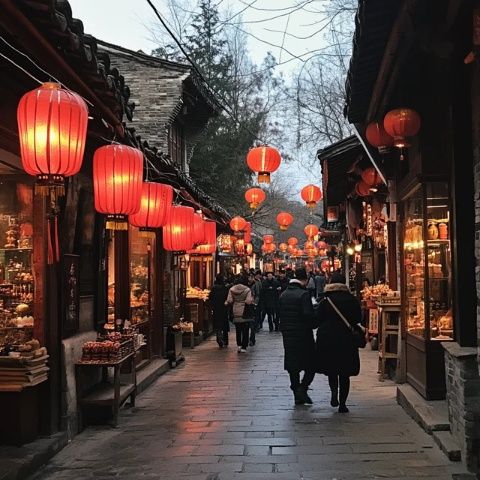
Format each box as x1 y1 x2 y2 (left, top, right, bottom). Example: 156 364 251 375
114 230 130 322
387 221 398 290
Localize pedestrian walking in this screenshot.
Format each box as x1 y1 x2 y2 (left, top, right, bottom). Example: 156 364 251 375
208 274 230 348
261 272 280 331
315 273 364 413
278 268 317 405
247 273 260 346
278 270 289 293
306 271 316 298
253 270 264 331
314 270 326 297
225 275 255 353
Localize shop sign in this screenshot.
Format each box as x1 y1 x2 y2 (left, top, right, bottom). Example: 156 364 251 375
327 206 339 223
62 254 79 338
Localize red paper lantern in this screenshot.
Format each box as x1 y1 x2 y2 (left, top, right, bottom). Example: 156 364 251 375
317 241 328 250
287 237 298 246
361 167 381 187
304 240 315 250
244 222 252 243
193 212 207 246
276 212 293 231
129 182 173 236
355 181 371 197
262 242 276 254
230 216 247 233
301 184 322 209
163 205 195 251
189 221 217 255
365 122 394 152
263 234 274 244
321 260 331 271
246 145 281 183
17 82 88 197
94 144 143 230
245 242 253 256
279 242 288 252
217 234 234 253
245 187 266 210
304 224 319 238
384 108 421 148
235 238 246 255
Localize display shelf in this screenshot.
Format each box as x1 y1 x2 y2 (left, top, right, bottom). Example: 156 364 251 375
76 352 134 367
0 248 32 252
80 382 135 406
131 319 149 328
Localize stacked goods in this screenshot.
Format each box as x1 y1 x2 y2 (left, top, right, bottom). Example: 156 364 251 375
80 335 133 363
0 349 49 392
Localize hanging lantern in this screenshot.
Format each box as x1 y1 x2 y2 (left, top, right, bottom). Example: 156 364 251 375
321 260 331 271
276 212 293 231
263 234 274 244
383 108 421 150
287 244 295 254
317 240 328 250
129 182 173 237
287 237 298 246
301 184 322 209
361 167 381 187
163 205 195 251
235 238 246 256
365 121 394 153
217 234 234 253
245 187 266 210
246 145 281 183
262 242 276 254
230 215 246 233
355 181 371 197
244 222 252 243
94 144 143 230
188 221 217 255
279 242 288 252
193 212 207 246
304 224 319 239
245 242 253 256
17 82 88 198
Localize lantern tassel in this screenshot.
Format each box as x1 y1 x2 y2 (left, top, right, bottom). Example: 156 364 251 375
54 215 60 262
47 218 54 265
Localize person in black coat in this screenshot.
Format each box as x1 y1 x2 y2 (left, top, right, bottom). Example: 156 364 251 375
261 272 280 331
208 274 230 348
279 268 317 405
315 273 363 413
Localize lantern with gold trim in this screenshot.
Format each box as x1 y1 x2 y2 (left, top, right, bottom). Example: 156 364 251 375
246 145 281 183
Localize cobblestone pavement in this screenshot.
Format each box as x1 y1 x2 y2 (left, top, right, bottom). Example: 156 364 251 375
31 330 468 480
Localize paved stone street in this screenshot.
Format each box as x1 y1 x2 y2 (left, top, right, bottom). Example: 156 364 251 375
31 331 468 480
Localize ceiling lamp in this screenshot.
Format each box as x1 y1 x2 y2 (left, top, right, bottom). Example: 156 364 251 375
276 212 293 231
17 82 88 199
129 182 173 237
301 184 322 209
246 145 281 183
245 187 266 210
163 205 195 252
365 121 394 153
93 144 143 230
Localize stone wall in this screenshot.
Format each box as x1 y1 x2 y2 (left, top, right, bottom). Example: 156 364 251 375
443 342 480 473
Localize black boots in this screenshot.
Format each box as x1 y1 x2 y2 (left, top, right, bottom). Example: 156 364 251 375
330 391 339 407
293 385 313 405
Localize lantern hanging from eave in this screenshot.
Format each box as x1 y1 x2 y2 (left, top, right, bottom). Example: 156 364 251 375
245 242 253 256
300 184 322 209
244 222 252 243
383 108 421 157
263 234 274 244
230 215 246 233
279 242 288 252
365 121 394 153
188 220 216 255
287 244 295 254
246 145 281 183
355 181 371 197
17 82 88 199
262 242 276 254
235 238 245 256
94 144 143 230
129 182 173 237
193 212 207 246
217 234 234 253
304 224 319 239
287 236 298 246
361 167 381 187
276 212 293 231
317 240 328 250
163 205 195 251
245 187 266 210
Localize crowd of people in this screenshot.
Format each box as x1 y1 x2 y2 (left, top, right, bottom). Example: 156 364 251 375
208 267 365 413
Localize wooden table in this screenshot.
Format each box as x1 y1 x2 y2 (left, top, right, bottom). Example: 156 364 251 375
75 353 136 428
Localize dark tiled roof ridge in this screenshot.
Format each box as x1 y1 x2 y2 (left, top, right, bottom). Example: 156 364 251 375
316 135 360 158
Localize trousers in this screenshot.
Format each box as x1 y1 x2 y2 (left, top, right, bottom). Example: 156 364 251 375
328 374 350 405
235 323 249 349
288 370 315 391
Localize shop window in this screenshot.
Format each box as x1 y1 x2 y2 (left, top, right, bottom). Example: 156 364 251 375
0 176 35 347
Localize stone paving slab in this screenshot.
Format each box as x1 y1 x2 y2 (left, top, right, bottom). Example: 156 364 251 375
28 331 470 479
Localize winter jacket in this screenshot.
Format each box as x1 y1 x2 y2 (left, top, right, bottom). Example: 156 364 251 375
315 283 362 377
261 278 280 312
314 274 326 296
278 276 289 293
226 284 254 323
250 280 262 305
209 283 229 330
278 280 317 372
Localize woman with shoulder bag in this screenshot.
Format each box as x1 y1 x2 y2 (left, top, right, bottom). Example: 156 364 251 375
225 275 255 353
315 273 365 413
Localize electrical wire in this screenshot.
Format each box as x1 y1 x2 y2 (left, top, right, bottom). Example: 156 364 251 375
0 51 43 85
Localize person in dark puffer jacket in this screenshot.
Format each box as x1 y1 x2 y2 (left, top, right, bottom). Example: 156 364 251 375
279 268 317 405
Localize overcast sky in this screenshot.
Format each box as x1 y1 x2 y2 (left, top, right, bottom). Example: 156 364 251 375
69 0 329 192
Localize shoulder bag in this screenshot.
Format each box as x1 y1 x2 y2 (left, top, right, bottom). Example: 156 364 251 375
326 297 366 348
